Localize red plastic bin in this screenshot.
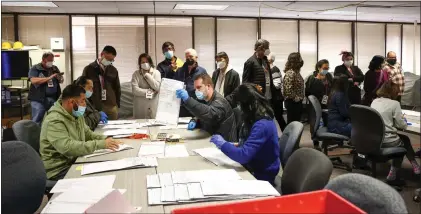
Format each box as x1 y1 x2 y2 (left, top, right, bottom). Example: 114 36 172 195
171 190 365 214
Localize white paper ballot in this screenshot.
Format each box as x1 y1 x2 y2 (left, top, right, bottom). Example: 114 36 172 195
146 174 161 188
187 183 205 199
194 147 242 167
159 173 173 187
164 145 189 158
138 141 165 157
50 175 116 193
52 189 127 204
174 184 190 201
159 124 188 130
107 120 138 125
148 188 163 205
84 144 134 158
155 78 184 125
200 180 280 197
178 118 191 124
170 169 241 184
103 129 148 136
102 123 146 129
161 186 176 202
42 201 89 213
81 157 158 175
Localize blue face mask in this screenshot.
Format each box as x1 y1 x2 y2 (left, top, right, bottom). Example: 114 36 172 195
85 90 93 99
195 90 204 100
321 70 329 75
72 105 86 118
164 51 174 60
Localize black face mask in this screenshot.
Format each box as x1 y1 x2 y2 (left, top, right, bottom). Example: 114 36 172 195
186 59 195 66
387 59 397 65
298 60 304 67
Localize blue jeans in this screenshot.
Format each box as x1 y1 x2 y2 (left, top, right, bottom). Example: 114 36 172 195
31 98 55 126
329 123 352 137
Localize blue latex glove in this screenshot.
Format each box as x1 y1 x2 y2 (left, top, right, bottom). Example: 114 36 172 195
210 134 227 149
187 120 196 130
99 111 108 124
176 89 189 102
404 117 412 125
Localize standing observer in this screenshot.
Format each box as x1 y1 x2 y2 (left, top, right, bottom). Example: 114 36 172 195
283 52 305 124
305 59 333 109
334 51 364 105
131 53 161 119
268 53 287 131
383 51 405 103
212 52 240 98
156 41 184 79
362 55 389 106
82 46 121 120
28 52 64 126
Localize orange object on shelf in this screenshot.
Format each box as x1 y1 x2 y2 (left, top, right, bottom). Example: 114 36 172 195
171 190 365 214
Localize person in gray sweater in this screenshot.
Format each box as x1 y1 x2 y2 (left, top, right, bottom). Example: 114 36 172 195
371 81 420 185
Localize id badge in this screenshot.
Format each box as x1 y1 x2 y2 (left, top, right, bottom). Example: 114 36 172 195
146 90 153 99
102 90 107 101
321 95 328 105
47 79 54 88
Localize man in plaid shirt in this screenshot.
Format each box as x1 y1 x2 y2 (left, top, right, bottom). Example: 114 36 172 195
384 51 405 102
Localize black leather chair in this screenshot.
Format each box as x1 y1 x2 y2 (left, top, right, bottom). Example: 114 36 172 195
307 95 352 171
2 141 46 214
280 148 333 195
279 121 304 168
12 120 57 193
349 105 407 178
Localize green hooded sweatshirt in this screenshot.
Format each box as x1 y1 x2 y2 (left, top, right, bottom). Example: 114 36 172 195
40 99 107 179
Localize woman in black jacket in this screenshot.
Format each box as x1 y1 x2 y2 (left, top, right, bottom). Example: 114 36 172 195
333 51 364 105
212 52 240 98
362 55 389 106
305 59 333 109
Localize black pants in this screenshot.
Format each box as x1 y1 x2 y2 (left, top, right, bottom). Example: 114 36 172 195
285 99 303 124
272 100 286 131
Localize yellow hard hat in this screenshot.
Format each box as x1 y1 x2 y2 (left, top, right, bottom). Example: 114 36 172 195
12 41 24 50
2 42 12 50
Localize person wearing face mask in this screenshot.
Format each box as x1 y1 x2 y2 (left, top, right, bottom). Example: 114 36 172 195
383 51 405 103
175 73 237 142
28 52 64 126
305 59 333 109
74 76 108 131
174 48 207 117
283 52 305 124
131 53 161 119
82 46 121 120
334 51 364 105
362 55 389 106
157 41 184 79
211 52 240 98
267 53 286 131
40 84 122 180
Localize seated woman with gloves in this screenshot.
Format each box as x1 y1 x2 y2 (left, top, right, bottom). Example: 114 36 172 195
175 72 237 142
74 76 108 130
210 83 280 185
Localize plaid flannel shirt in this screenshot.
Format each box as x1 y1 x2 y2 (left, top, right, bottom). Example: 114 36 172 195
384 62 405 95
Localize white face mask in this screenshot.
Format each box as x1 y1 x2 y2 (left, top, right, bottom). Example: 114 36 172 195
264 49 271 56
344 60 353 67
46 61 53 68
101 58 112 66
141 63 151 71
216 61 226 69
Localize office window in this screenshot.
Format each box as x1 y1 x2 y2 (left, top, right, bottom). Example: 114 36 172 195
261 20 298 73
1 15 14 42
98 16 145 83
148 17 192 69
402 24 420 74
318 21 352 72
386 24 402 62
72 16 96 80
299 21 317 78
355 23 385 73
194 17 215 74
217 18 257 80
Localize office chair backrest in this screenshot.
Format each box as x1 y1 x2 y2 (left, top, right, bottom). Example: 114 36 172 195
12 120 41 154
325 173 407 213
307 95 322 138
1 141 46 214
349 105 385 154
281 148 333 195
279 121 304 168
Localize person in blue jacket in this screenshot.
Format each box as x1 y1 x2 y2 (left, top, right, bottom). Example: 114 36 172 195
327 75 352 137
210 83 280 185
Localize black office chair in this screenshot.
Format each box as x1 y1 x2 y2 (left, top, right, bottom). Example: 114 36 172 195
279 121 304 168
349 105 407 178
280 148 333 195
12 120 57 192
307 95 352 171
2 141 46 214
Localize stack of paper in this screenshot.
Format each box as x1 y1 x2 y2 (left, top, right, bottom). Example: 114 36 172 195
193 147 242 167
107 120 138 125
50 175 116 193
81 157 158 175
178 118 191 124
138 142 189 158
102 123 146 129
102 129 148 136
83 144 134 158
159 124 188 130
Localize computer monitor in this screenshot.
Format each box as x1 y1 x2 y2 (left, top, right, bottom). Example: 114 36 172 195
1 50 30 80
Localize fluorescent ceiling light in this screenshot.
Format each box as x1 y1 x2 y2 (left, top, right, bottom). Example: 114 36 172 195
319 11 362 16
174 4 229 11
1 1 58 7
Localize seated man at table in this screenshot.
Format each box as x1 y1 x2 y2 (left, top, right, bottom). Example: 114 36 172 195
175 72 237 142
40 84 122 180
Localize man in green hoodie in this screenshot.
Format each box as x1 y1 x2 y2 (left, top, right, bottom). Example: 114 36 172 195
40 84 121 180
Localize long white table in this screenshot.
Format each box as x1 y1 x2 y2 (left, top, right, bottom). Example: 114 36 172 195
402 110 420 134
60 119 256 214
